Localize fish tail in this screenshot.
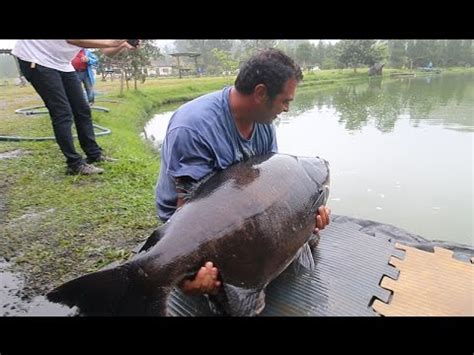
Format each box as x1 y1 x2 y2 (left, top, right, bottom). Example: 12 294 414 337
47 263 169 316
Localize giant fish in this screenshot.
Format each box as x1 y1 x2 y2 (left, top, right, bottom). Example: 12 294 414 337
46 153 330 316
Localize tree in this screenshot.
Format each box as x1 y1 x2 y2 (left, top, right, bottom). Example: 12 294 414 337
426 40 443 67
436 40 449 67
372 40 389 64
239 40 279 60
276 40 296 60
335 40 380 72
276 40 310 61
120 40 160 90
211 48 239 75
406 40 417 69
407 40 431 67
322 43 337 69
96 40 160 94
460 40 472 66
173 40 234 73
388 40 407 68
295 42 315 70
445 40 462 66
313 40 325 67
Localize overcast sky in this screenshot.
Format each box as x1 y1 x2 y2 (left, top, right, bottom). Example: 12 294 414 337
0 39 339 50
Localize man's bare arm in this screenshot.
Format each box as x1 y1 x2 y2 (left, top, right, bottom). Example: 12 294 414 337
175 176 196 209
176 194 186 209
66 40 135 56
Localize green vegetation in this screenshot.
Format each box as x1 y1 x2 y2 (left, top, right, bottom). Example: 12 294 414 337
167 40 474 73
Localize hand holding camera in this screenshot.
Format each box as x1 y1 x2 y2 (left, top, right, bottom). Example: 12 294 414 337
126 40 140 48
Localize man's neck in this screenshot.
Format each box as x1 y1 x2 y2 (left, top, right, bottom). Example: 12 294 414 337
229 87 255 140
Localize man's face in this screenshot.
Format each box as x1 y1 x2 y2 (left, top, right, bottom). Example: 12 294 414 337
255 78 297 124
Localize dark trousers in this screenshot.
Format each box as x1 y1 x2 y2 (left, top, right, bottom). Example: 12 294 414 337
17 59 101 169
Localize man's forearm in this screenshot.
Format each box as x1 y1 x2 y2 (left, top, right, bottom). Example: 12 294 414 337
66 40 128 57
66 40 126 48
177 196 186 208
175 176 198 209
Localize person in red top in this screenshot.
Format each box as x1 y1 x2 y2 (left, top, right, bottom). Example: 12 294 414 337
72 48 98 105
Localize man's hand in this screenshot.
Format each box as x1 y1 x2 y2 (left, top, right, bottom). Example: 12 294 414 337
314 205 330 234
180 261 221 295
126 40 141 48
123 40 140 50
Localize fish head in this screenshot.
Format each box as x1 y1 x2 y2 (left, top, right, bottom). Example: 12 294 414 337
298 156 330 205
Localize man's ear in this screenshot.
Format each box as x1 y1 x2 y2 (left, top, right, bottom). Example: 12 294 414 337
253 84 268 104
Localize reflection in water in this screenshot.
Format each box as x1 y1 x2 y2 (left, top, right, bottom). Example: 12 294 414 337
0 259 76 316
275 73 473 245
143 111 174 151
276 73 474 133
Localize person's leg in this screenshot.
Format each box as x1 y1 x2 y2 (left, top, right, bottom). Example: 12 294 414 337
83 74 95 104
17 59 83 169
76 71 93 104
61 71 102 161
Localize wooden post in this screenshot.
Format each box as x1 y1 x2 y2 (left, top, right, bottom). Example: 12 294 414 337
177 55 182 79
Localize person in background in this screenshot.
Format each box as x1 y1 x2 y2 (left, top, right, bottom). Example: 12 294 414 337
12 40 139 175
72 48 98 105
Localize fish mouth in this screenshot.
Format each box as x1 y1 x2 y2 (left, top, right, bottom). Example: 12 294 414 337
320 184 330 205
298 156 330 191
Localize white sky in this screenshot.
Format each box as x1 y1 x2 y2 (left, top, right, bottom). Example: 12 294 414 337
0 39 339 50
0 40 16 49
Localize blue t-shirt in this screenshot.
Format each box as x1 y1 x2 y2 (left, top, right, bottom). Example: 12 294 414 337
155 86 278 222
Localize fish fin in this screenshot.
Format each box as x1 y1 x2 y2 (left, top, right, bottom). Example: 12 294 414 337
206 291 228 316
137 224 168 254
308 233 321 251
222 283 266 316
146 287 173 316
176 172 216 201
289 242 316 274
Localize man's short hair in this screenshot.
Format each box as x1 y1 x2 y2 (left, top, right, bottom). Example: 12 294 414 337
235 48 303 100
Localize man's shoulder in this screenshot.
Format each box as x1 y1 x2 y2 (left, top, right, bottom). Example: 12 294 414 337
170 88 228 128
184 87 226 109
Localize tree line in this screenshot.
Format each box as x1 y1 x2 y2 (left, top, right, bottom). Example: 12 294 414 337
169 39 473 74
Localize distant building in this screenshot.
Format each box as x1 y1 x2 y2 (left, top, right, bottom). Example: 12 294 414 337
148 57 175 77
157 66 173 76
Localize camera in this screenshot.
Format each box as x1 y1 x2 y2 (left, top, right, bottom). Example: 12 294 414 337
127 40 140 48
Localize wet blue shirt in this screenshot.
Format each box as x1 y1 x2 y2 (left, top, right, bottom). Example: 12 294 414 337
155 86 278 222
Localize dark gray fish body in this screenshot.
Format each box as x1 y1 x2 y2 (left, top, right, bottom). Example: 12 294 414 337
47 153 330 316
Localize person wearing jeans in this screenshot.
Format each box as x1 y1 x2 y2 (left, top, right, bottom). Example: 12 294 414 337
12 40 138 175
